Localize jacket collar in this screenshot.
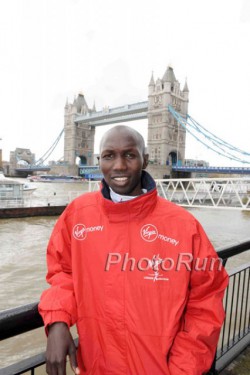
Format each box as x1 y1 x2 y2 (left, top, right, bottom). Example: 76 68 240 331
98 171 157 222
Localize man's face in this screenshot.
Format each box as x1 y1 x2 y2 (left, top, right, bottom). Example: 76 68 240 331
99 131 148 196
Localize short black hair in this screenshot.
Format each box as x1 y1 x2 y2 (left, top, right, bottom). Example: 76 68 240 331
99 125 146 154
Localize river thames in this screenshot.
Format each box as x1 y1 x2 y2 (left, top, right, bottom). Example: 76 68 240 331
0 180 250 368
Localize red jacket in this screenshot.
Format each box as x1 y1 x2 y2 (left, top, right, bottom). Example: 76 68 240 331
39 173 228 375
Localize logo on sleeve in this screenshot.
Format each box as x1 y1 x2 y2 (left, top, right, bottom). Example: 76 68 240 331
140 224 158 242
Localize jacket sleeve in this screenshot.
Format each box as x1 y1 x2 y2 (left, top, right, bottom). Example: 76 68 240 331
38 210 77 331
168 221 229 375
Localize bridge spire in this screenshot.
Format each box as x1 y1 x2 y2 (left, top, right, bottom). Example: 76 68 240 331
149 71 155 86
183 79 189 92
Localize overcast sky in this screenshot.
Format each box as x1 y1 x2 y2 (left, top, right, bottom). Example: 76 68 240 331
0 0 250 167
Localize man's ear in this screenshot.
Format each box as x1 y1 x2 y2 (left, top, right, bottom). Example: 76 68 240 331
142 154 149 169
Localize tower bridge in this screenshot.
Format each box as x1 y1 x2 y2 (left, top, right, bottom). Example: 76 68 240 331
7 65 250 178
64 66 189 178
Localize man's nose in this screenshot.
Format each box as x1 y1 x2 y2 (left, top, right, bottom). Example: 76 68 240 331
113 156 127 170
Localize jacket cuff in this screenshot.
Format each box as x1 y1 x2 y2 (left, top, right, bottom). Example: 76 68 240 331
43 311 72 335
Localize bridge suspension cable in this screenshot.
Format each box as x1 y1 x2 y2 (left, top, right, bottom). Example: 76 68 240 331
35 129 64 165
168 105 250 165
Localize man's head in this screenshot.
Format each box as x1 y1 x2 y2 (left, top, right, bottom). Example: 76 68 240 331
99 125 148 196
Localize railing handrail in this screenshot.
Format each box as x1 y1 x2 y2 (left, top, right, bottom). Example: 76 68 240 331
216 238 250 260
0 302 43 341
0 351 46 375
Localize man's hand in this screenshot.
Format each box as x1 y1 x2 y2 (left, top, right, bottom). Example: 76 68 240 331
45 322 80 375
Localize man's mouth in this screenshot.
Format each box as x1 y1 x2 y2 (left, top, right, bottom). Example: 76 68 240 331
112 177 129 182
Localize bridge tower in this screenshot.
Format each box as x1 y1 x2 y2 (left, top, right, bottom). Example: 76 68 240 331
147 66 189 177
64 93 96 166
9 148 35 176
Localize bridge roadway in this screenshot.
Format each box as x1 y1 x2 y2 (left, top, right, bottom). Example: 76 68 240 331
75 101 148 126
15 164 250 175
172 165 250 174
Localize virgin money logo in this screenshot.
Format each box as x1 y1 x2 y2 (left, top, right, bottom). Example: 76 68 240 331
73 223 104 240
140 224 158 242
73 224 87 240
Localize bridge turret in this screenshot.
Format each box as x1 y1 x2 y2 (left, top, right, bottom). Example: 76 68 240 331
148 72 155 110
181 79 189 115
72 93 89 115
148 72 155 94
162 65 176 92
64 97 69 110
183 80 189 94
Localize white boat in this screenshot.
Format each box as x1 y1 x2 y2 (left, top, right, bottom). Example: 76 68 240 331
0 172 37 203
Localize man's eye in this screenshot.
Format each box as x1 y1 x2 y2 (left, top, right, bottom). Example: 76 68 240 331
102 154 113 160
125 153 135 159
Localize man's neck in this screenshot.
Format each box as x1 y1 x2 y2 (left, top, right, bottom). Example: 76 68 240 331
109 187 147 203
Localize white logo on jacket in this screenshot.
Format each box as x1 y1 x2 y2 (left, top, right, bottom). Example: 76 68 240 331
140 224 179 246
73 224 104 240
144 254 169 282
140 224 158 242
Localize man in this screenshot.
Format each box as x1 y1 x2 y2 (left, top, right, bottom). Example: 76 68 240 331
39 125 228 375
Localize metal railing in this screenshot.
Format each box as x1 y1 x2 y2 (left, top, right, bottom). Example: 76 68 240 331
88 178 250 210
0 240 250 375
216 263 250 371
155 178 250 210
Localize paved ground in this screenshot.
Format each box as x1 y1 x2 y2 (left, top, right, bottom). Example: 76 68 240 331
220 346 250 375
